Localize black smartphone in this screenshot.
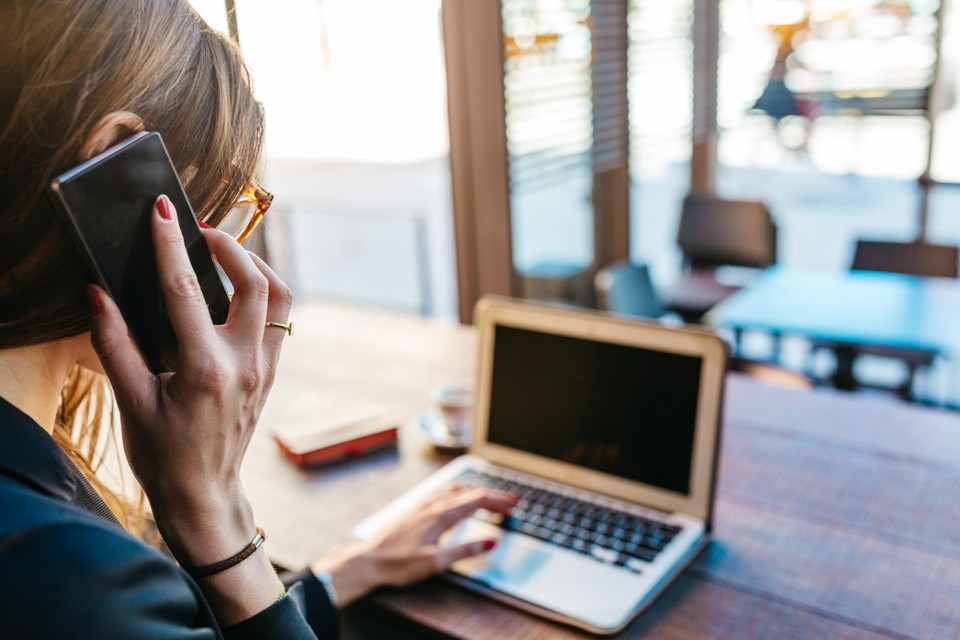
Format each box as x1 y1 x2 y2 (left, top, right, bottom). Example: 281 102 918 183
49 131 231 374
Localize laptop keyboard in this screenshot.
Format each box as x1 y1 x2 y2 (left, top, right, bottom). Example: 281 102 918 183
454 468 683 575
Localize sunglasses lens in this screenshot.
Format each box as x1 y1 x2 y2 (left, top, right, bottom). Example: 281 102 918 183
205 178 272 243
218 199 259 241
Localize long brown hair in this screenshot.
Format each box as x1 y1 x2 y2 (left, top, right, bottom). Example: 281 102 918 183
52 366 146 533
0 0 266 530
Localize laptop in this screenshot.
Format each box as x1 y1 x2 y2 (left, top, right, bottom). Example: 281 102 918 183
354 297 727 634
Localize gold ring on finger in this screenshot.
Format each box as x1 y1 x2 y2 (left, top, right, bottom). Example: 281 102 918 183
265 321 294 336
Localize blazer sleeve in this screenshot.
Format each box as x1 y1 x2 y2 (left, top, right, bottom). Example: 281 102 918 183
222 575 337 640
276 568 340 639
0 521 321 640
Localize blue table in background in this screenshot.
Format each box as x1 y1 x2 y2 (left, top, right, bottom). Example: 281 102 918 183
705 267 960 398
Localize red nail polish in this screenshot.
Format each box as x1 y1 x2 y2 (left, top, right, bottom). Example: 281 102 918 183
198 220 213 229
85 286 103 317
482 539 497 551
156 195 174 221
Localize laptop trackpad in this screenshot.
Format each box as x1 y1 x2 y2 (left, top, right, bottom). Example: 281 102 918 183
446 518 645 631
452 520 551 584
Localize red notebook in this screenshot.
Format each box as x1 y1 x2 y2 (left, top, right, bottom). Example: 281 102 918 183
273 410 399 468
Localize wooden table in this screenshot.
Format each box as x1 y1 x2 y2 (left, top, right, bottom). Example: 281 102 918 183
244 301 960 639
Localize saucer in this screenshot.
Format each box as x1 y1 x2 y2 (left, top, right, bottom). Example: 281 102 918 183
417 410 471 450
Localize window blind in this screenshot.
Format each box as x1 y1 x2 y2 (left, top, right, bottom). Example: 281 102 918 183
502 0 630 191
628 0 695 175
503 0 594 191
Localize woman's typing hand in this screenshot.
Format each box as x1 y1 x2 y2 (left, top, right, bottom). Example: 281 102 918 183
87 195 293 624
312 485 519 606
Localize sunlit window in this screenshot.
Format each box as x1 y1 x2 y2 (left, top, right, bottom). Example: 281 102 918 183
189 0 448 163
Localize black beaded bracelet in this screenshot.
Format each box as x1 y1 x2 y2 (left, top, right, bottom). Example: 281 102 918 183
183 527 266 578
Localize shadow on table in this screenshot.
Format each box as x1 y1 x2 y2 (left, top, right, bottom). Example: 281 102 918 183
342 597 450 640
293 443 402 478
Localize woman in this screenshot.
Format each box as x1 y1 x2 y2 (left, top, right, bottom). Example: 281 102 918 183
0 1 514 637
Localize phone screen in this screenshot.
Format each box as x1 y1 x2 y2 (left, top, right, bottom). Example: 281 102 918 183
49 131 231 374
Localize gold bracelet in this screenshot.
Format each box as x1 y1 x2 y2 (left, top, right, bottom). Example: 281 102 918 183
182 527 266 578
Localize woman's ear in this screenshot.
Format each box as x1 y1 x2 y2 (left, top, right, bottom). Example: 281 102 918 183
80 111 146 161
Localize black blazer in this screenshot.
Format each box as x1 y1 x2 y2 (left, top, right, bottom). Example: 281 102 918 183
0 395 338 639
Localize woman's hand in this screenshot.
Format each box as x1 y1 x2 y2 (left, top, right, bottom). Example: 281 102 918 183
87 195 293 623
312 485 519 606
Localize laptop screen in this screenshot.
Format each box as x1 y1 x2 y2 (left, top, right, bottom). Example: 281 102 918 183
487 325 703 496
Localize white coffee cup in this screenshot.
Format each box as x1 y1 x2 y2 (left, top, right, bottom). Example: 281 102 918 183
433 384 474 437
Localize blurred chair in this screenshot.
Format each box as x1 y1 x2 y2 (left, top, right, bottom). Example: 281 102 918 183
851 239 959 279
662 195 777 322
595 261 663 319
595 260 813 391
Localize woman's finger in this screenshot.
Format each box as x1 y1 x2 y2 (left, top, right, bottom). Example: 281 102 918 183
429 489 519 537
201 228 271 346
437 484 471 498
431 487 516 512
246 251 293 355
87 285 154 410
152 196 218 366
433 538 499 571
426 485 477 509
